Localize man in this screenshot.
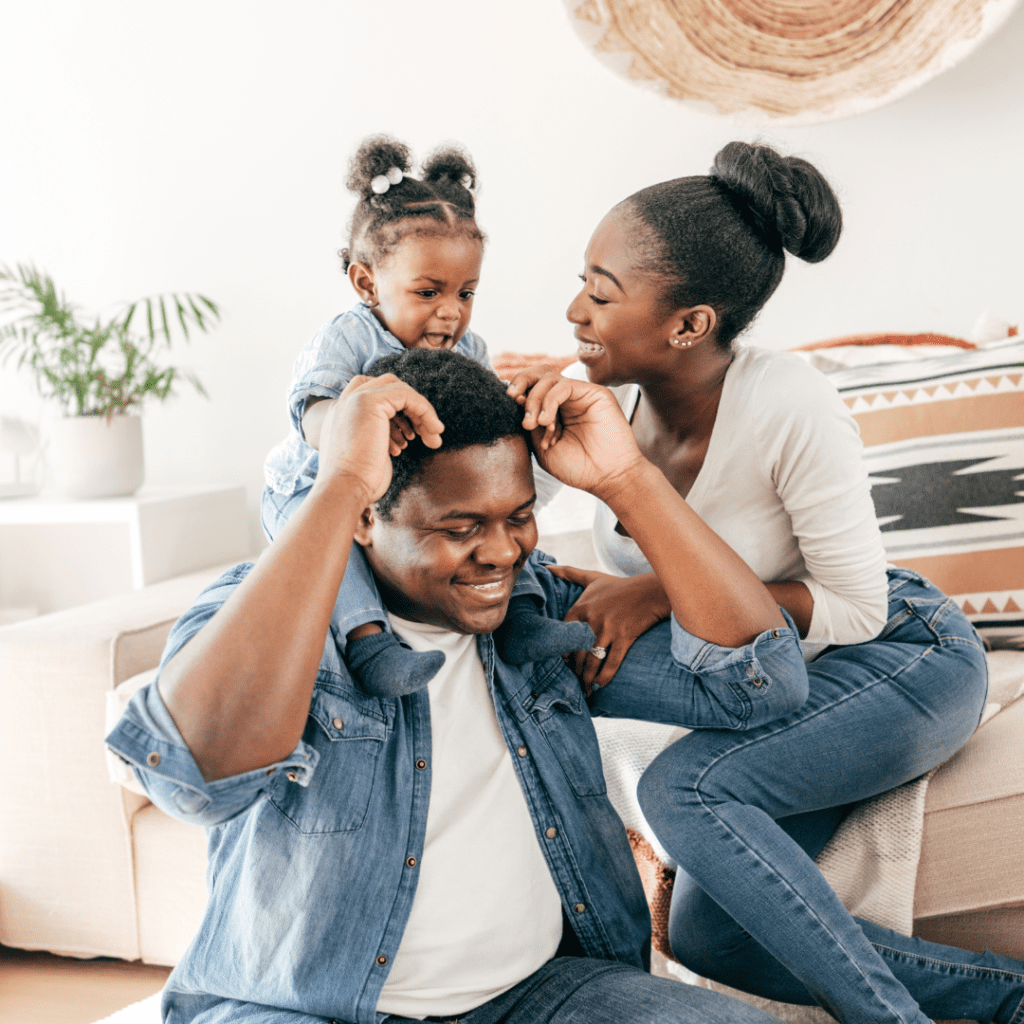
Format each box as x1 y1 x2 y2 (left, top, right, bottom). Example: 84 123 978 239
107 350 799 1024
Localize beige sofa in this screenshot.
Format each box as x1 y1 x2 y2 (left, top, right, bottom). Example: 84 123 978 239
1 534 1022 968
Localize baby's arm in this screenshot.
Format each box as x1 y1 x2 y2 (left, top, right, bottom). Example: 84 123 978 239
303 394 415 459
300 396 334 450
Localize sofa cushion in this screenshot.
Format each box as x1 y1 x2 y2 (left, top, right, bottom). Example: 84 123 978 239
915 651 1024 959
822 338 1024 648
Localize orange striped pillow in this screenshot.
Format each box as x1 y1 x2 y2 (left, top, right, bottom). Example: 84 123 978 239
826 340 1024 648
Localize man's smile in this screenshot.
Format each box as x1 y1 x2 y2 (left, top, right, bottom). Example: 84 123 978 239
456 570 517 603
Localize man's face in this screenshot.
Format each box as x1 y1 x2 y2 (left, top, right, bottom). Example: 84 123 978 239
356 436 538 635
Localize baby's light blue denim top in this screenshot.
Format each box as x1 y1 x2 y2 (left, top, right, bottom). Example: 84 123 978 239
105 555 805 1024
264 303 491 497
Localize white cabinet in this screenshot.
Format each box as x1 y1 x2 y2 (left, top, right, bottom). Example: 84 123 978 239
0 486 251 618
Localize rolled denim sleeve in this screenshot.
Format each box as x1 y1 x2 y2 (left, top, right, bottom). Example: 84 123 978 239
589 610 809 730
104 562 320 826
105 681 318 827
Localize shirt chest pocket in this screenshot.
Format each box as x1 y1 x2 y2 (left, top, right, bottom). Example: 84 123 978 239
527 665 607 798
269 686 387 834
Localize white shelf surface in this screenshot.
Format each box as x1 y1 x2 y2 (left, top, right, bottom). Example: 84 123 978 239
0 485 251 614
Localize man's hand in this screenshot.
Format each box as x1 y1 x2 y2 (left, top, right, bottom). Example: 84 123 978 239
315 374 445 507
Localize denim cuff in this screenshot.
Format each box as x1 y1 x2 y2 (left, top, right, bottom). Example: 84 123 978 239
105 681 318 826
669 607 808 708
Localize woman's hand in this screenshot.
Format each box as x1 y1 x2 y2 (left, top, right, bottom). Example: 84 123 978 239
549 566 672 690
509 369 645 501
314 373 445 507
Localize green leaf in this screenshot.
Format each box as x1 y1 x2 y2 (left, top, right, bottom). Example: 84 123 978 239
159 295 170 344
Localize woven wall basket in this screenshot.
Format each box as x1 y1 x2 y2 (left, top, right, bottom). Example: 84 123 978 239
564 0 1022 125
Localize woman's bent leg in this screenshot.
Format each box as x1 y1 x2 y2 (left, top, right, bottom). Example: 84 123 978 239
671 814 1024 1024
637 571 991 1024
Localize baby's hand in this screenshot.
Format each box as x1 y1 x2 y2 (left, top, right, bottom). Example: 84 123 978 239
315 374 443 506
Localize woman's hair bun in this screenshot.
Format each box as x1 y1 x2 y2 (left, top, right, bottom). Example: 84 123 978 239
346 135 413 197
710 141 842 264
421 145 478 192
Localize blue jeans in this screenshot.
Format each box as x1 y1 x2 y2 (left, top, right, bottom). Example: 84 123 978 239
637 568 1023 1024
384 955 788 1024
261 486 545 647
188 957 790 1023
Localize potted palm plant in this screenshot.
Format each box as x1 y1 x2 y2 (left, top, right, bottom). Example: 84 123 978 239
0 264 220 499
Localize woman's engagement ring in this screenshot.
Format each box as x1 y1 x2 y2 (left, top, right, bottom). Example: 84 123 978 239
589 645 608 660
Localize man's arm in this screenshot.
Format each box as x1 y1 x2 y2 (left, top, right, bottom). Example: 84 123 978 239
157 376 444 782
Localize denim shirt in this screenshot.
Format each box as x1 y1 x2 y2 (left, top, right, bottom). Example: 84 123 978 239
263 304 491 497
105 555 805 1024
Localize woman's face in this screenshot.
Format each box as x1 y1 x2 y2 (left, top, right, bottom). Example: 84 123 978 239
566 208 681 388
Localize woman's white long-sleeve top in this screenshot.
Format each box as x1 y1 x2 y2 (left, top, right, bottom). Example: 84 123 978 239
578 346 890 657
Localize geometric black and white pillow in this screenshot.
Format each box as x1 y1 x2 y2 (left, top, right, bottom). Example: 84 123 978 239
827 339 1024 648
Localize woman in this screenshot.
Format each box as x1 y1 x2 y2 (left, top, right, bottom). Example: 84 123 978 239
510 142 1024 1024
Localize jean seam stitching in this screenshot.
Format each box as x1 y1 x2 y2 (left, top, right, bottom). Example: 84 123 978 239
689 786 923 1024
871 942 1024 981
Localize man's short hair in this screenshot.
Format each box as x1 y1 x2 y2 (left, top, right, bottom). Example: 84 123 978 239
367 349 528 519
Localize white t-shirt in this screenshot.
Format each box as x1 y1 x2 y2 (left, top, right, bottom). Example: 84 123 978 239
571 347 889 656
376 614 563 1020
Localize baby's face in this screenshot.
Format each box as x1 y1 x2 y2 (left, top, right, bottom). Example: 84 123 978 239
371 232 483 350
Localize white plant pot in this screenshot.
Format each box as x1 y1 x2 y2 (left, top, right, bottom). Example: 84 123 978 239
47 414 145 499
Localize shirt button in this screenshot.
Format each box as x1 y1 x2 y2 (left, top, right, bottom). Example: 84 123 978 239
415 758 428 771
146 752 161 767
265 768 275 776
406 856 417 868
517 746 527 757
752 679 764 687
286 770 298 782
772 629 780 639
545 827 557 839
530 692 539 700
745 665 755 677
376 954 388 966
574 903 586 914
332 717 344 730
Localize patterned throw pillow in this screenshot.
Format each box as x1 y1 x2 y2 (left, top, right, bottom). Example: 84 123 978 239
825 339 1024 648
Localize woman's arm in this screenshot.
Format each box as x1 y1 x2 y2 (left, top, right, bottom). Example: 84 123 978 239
764 581 814 638
522 373 785 649
755 356 888 645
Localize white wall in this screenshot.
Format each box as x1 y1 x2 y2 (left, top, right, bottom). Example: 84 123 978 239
2 0 1022 548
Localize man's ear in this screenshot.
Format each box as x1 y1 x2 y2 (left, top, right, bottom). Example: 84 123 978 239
668 304 717 350
348 262 377 307
353 505 375 548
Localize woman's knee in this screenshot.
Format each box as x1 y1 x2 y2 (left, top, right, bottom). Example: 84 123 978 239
636 742 696 828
